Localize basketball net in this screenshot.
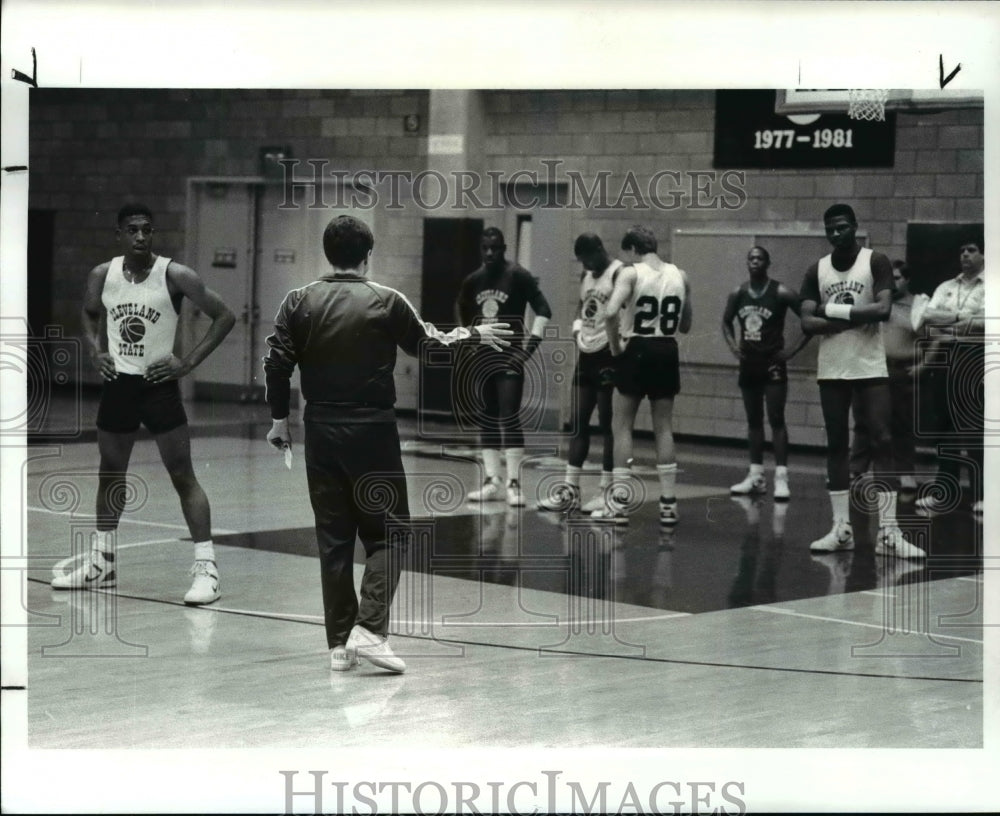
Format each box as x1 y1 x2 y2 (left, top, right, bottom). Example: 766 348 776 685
847 89 890 121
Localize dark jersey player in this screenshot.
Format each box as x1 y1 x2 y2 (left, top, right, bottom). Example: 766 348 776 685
722 246 808 500
456 227 553 507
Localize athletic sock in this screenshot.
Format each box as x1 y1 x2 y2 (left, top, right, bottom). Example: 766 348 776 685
829 489 850 525
504 448 525 485
610 466 632 506
599 471 613 490
877 491 899 528
565 465 582 488
193 540 216 563
774 465 788 480
656 463 678 503
749 463 765 477
482 448 502 482
92 530 116 561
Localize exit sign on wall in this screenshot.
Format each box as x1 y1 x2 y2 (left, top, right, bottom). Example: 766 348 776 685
714 90 896 169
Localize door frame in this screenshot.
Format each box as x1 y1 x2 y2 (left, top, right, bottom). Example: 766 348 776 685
183 176 266 402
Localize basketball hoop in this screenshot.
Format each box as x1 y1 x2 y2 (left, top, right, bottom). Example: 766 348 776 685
847 89 890 121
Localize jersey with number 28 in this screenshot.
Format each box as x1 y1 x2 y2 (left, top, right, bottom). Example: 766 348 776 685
620 261 686 340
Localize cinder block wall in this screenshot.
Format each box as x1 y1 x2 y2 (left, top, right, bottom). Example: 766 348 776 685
480 90 983 445
29 88 430 338
28 89 982 447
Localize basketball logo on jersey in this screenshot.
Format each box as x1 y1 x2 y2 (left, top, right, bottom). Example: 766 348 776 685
476 289 508 324
738 304 772 342
581 291 610 328
107 302 162 358
824 280 864 305
744 312 764 341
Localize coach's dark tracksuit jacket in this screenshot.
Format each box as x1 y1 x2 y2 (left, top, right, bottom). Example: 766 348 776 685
261 271 477 648
263 272 474 423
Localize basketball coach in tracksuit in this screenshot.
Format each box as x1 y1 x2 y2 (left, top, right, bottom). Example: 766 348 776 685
262 215 512 674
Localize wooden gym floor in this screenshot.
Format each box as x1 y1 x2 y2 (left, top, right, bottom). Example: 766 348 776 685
14 396 986 750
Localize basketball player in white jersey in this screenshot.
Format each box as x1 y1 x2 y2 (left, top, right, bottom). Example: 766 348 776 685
799 203 925 558
537 233 622 514
592 225 692 526
52 203 237 602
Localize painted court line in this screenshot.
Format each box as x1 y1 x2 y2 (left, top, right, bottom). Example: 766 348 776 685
758 604 983 644
27 505 237 535
205 605 690 627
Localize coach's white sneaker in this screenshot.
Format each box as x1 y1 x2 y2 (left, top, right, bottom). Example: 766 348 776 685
184 560 220 606
506 479 526 507
809 520 854 552
730 472 767 496
51 552 116 590
330 645 359 672
346 625 406 673
468 477 503 502
875 527 927 559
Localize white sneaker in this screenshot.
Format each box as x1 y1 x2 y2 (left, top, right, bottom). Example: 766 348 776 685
580 494 605 514
506 479 526 507
731 472 767 496
346 624 406 673
51 552 116 590
659 498 679 527
590 507 629 524
809 521 854 552
972 500 983 514
590 487 630 524
468 477 503 502
537 483 580 512
184 560 220 606
876 527 927 559
773 474 790 502
330 645 359 672
914 495 948 514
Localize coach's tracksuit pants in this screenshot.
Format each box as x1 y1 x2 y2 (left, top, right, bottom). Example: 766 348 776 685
303 418 409 649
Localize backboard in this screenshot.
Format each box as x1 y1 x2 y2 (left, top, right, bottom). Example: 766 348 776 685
775 88 983 116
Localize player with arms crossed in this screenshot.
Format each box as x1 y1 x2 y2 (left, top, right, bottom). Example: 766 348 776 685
53 203 237 603
592 225 692 526
799 203 925 558
722 246 808 500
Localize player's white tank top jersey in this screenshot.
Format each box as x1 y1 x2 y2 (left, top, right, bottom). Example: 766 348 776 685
102 255 179 375
577 259 623 353
620 261 686 340
816 247 888 380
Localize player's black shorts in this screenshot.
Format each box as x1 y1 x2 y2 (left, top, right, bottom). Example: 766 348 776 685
573 347 616 391
738 356 787 389
613 337 680 400
96 374 188 434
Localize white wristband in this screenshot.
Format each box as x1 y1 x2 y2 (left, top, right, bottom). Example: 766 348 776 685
824 303 852 321
572 319 583 334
